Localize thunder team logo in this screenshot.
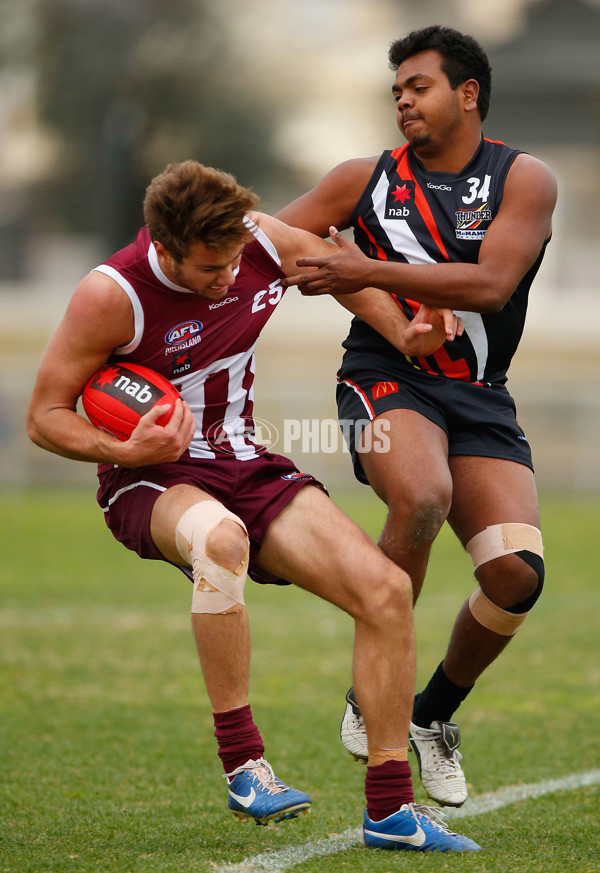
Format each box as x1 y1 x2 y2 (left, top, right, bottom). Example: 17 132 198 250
455 204 492 240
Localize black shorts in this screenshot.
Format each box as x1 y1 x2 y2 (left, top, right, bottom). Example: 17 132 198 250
336 355 533 485
97 451 326 585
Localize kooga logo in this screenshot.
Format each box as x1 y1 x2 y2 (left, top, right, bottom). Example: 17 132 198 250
209 296 239 310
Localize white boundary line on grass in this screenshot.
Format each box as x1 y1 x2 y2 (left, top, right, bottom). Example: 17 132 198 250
216 769 600 873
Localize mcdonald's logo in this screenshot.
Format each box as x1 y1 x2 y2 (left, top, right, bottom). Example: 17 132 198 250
372 381 399 399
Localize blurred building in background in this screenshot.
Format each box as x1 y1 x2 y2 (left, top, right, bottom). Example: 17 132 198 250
1 0 599 492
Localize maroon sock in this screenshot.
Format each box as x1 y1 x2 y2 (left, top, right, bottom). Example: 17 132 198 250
213 704 265 774
365 760 414 822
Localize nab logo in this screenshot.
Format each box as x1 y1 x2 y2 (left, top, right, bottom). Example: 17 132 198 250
93 370 165 412
172 350 192 376
281 472 312 481
386 181 414 219
372 381 399 400
113 376 156 404
164 320 203 345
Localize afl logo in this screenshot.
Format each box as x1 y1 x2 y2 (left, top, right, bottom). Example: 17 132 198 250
164 321 203 344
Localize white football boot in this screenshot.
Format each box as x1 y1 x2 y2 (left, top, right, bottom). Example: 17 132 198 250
409 721 468 807
340 688 468 807
340 687 368 762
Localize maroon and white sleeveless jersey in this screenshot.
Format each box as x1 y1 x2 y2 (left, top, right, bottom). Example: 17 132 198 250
344 137 549 385
93 219 286 460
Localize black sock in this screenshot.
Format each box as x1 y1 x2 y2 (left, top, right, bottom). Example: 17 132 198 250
412 662 474 727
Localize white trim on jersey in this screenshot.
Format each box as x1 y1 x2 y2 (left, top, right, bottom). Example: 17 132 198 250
453 310 488 382
147 242 192 292
245 215 282 267
146 242 242 290
372 170 435 266
92 264 145 354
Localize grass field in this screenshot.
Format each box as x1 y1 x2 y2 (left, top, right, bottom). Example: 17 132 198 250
1 486 599 873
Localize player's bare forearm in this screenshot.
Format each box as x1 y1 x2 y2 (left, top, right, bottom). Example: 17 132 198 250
27 400 127 464
287 242 511 313
253 213 481 316
27 397 194 468
336 290 462 356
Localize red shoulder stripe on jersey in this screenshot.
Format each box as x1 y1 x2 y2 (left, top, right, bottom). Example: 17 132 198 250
357 215 388 261
393 148 450 262
483 136 508 145
390 144 410 161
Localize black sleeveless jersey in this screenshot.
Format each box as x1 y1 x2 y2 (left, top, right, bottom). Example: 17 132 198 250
342 137 548 385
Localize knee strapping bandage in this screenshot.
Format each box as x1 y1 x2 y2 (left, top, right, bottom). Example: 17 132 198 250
468 588 527 635
466 523 544 636
466 523 543 571
175 502 249 614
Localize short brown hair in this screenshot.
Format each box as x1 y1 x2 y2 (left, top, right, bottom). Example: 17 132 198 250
143 160 259 262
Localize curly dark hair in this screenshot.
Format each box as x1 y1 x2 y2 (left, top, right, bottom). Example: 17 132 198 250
143 160 259 262
389 26 492 121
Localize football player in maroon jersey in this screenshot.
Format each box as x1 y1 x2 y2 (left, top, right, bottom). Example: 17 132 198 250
27 160 479 850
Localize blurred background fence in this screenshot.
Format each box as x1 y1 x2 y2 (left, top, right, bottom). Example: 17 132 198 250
1 0 599 493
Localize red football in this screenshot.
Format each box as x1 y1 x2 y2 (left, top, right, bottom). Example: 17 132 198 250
82 363 181 441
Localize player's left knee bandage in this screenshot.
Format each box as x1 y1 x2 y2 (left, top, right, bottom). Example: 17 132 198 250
466 523 544 635
175 502 249 615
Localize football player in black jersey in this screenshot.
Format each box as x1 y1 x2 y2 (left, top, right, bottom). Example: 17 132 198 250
279 25 556 808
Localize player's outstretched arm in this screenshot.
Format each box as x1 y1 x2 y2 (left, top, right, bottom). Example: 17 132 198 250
252 212 461 356
283 156 557 312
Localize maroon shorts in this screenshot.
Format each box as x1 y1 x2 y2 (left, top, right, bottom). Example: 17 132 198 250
96 451 326 585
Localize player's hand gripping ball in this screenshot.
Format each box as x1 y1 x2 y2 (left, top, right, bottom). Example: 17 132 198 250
82 363 181 441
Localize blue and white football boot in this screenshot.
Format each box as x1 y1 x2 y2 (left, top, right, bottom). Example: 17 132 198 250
225 757 312 825
363 803 481 852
